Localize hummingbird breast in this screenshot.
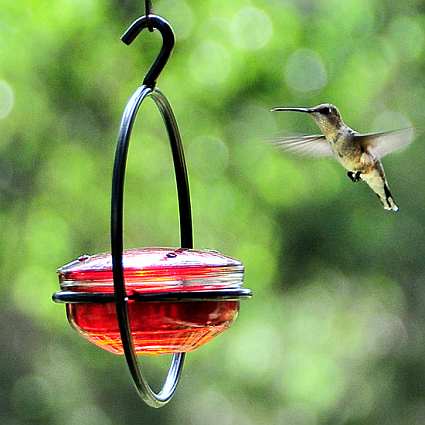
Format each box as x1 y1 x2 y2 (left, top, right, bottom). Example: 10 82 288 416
329 129 364 171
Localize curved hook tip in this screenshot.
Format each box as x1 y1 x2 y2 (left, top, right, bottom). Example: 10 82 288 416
121 16 148 46
121 33 133 46
120 15 175 88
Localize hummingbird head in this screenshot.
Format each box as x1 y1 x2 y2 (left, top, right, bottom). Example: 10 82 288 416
271 103 344 138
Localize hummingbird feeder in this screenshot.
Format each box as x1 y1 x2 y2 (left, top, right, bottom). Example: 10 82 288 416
52 4 251 409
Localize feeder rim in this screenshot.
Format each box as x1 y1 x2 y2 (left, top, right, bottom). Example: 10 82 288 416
52 288 252 304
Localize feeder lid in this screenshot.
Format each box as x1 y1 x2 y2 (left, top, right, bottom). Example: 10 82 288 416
58 247 244 294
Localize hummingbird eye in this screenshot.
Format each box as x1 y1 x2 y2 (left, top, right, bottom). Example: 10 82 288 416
320 106 331 115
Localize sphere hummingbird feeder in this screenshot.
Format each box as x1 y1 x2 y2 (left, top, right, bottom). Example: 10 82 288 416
56 248 247 356
52 7 251 408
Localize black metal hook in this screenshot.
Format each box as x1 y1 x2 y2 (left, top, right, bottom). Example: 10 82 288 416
121 15 175 88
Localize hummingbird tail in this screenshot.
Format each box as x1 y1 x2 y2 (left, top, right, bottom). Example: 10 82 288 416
382 183 399 212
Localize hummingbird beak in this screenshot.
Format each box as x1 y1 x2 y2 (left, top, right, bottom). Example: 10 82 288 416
270 107 314 113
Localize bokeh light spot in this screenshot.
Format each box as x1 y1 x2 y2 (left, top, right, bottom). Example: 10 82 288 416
389 16 425 61
231 6 273 51
65 406 112 425
11 375 52 420
0 80 14 119
189 41 231 86
285 49 327 93
156 0 194 41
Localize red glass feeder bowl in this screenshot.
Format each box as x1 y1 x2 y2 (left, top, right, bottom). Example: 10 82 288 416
53 247 250 355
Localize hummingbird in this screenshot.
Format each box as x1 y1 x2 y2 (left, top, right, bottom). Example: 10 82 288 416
271 103 414 212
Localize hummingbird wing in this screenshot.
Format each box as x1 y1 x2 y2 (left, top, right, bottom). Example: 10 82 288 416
272 134 333 158
356 128 414 159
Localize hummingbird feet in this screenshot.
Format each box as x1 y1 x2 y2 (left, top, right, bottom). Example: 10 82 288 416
347 171 362 182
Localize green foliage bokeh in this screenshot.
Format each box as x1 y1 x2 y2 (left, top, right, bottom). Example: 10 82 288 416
1 1 424 424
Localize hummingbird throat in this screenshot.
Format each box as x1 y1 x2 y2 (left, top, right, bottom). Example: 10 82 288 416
312 115 343 141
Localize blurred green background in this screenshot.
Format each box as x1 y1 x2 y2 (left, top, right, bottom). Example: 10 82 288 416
1 0 424 424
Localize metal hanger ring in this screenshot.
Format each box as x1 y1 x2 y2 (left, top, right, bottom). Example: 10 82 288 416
111 84 192 407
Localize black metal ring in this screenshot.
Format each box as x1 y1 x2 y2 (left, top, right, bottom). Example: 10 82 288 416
111 84 192 407
53 288 253 304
